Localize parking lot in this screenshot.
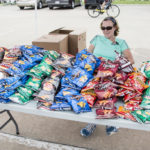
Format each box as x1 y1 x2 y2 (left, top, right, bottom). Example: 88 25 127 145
0 4 150 150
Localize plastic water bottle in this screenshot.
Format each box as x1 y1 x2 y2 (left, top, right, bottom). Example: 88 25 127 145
80 124 96 137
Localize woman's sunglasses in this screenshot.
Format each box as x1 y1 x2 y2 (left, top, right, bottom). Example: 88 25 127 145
101 26 113 31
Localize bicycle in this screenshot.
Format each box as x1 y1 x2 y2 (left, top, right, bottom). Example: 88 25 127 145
87 0 120 18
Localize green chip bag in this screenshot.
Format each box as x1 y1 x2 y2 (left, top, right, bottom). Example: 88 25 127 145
140 87 150 109
17 86 34 99
26 65 44 79
144 61 150 79
9 92 32 104
44 50 60 60
25 77 42 91
36 56 53 76
131 110 150 123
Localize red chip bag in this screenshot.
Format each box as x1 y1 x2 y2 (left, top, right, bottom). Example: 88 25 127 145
94 82 118 100
96 60 119 78
81 94 97 107
129 96 142 104
116 88 131 97
115 51 134 73
94 100 114 109
114 71 128 84
81 78 99 93
124 102 142 111
123 92 141 103
116 106 136 122
129 72 148 94
96 108 117 119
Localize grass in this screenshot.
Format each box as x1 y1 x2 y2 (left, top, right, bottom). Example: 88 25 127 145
113 0 150 4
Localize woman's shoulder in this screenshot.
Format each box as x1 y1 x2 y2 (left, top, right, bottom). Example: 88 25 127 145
116 37 126 44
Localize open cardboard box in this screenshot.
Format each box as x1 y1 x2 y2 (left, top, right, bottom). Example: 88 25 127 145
50 27 86 55
32 27 86 55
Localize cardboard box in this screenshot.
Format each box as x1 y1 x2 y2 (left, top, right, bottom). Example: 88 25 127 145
32 27 86 55
32 33 68 53
49 27 86 55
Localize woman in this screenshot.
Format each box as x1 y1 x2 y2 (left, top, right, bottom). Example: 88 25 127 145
88 16 134 64
80 16 134 137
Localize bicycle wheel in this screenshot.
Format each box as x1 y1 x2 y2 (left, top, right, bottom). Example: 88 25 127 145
106 5 120 18
87 5 100 18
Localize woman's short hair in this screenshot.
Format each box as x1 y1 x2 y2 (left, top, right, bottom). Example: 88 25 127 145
100 16 119 36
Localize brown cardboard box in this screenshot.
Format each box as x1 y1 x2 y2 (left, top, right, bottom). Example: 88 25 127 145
49 27 86 55
32 33 68 53
32 27 86 55
67 29 86 55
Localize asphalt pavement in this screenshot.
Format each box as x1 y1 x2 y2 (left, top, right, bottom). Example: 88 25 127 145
0 4 150 150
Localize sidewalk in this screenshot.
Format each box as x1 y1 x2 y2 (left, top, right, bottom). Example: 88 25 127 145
0 132 88 150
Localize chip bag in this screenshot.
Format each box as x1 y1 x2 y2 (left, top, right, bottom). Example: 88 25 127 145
66 95 91 114
81 94 97 107
115 50 134 73
131 110 150 123
55 88 80 101
116 106 136 121
9 92 32 104
17 86 34 99
140 87 150 109
25 77 42 91
94 100 114 110
50 101 72 111
96 60 119 78
44 50 60 61
96 109 117 119
94 81 118 99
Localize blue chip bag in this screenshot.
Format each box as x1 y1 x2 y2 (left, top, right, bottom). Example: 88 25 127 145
23 53 43 64
0 79 6 92
4 76 21 85
5 65 25 77
65 67 93 89
61 75 81 91
75 49 101 71
5 80 23 90
66 95 91 114
50 102 72 111
55 88 80 101
21 75 29 85
0 90 16 99
0 98 11 103
14 57 38 71
20 45 43 55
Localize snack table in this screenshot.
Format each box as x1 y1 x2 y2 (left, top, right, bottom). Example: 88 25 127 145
0 100 150 133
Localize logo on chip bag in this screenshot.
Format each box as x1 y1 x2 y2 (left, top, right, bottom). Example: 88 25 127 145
45 58 52 65
19 60 25 64
81 54 88 59
63 91 71 96
79 75 88 82
85 64 92 71
77 101 86 108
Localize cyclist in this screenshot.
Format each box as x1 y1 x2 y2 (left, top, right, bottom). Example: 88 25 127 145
97 0 111 13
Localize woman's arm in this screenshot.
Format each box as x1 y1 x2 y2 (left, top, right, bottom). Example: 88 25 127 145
123 49 135 64
87 44 95 53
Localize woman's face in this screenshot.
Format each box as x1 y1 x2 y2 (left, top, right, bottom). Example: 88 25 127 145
101 20 116 39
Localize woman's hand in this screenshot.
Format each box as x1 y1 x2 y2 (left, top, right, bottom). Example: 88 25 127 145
87 44 95 53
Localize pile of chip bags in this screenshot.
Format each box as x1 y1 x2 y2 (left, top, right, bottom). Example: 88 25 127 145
54 49 100 113
2 45 150 124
